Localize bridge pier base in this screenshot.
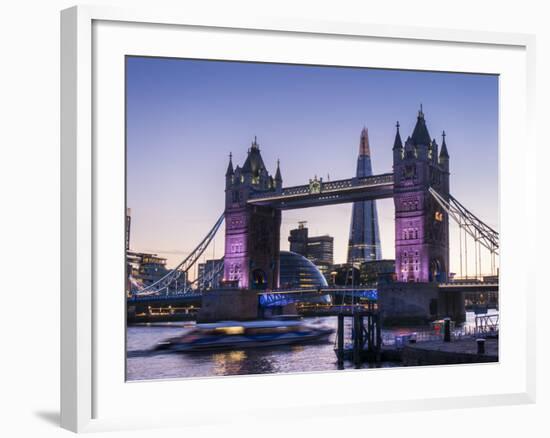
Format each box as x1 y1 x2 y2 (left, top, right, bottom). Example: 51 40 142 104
439 290 465 324
260 302 297 319
197 288 259 323
378 283 465 326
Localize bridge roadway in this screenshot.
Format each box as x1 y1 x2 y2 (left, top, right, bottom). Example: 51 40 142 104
259 282 498 306
129 282 498 308
437 281 499 293
247 173 394 210
127 293 202 307
258 287 377 307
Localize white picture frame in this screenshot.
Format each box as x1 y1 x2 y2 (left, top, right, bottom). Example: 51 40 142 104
60 5 536 433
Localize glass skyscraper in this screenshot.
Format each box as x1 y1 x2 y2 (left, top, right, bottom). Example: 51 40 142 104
347 128 382 263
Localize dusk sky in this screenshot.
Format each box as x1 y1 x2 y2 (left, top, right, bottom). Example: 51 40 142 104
126 56 498 280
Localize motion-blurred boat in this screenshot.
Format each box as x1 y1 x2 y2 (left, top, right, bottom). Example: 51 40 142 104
155 319 333 352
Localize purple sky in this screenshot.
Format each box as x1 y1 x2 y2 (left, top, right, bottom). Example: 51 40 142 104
126 57 499 279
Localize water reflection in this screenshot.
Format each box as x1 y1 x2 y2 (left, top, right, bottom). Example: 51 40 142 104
212 350 250 375
126 312 495 381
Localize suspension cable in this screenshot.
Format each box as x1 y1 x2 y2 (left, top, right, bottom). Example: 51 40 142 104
428 187 498 254
464 226 468 279
458 217 463 278
133 213 224 296
474 229 478 279
478 237 482 279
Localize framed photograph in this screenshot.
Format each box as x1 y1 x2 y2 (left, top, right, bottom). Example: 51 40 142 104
61 5 536 433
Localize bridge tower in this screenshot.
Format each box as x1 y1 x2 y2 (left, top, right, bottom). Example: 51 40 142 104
393 108 450 283
223 138 282 290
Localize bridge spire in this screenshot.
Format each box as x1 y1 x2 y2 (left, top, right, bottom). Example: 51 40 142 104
251 135 259 150
439 130 449 160
225 152 234 177
392 121 403 150
275 158 282 183
411 105 431 146
430 137 439 162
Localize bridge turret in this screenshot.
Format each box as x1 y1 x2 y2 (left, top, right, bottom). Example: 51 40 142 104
438 130 450 205
430 139 439 165
411 105 431 161
439 130 450 170
403 135 415 159
225 152 234 188
241 136 271 189
275 159 283 191
411 106 431 144
392 121 403 162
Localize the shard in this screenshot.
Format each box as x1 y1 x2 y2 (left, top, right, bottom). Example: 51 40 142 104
347 128 382 263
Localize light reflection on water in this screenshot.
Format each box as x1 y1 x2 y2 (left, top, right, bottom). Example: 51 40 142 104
126 311 496 381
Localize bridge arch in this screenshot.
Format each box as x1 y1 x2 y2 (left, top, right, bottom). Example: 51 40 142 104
251 268 268 290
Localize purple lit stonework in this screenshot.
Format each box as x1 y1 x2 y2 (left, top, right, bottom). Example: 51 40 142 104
224 139 282 289
393 109 450 283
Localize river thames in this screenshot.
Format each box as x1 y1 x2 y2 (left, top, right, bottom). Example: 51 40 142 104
126 311 494 381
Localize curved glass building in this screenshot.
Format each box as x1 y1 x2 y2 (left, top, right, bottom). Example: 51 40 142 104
279 250 328 289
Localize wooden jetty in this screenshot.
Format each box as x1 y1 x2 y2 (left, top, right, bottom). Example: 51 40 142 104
333 304 382 369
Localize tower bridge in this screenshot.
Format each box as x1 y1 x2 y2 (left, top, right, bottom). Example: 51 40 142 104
131 107 499 325
224 108 453 291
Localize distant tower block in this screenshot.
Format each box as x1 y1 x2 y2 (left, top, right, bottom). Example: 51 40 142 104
393 108 450 283
288 221 308 257
347 127 382 264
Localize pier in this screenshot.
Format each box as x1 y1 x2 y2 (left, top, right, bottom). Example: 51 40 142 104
334 313 499 368
401 338 498 366
334 305 382 369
